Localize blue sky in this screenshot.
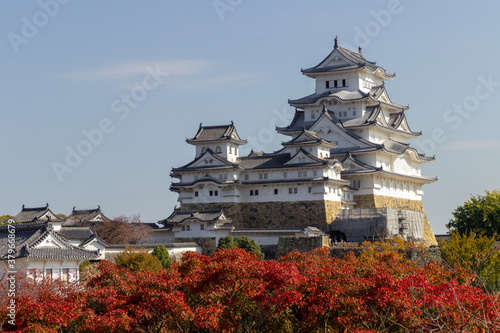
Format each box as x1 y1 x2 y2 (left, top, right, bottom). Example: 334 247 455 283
1 1 500 234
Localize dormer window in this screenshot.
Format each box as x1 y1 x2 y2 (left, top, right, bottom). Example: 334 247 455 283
216 146 222 153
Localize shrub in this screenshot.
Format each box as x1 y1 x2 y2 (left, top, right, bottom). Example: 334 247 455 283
114 247 162 272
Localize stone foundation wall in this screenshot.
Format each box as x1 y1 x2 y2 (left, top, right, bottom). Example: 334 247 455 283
353 194 437 246
175 237 216 256
329 246 441 265
277 235 330 257
182 201 341 231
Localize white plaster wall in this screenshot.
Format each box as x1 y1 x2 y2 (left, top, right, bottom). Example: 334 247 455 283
315 72 361 94
393 155 412 174
232 234 280 246
0 259 82 282
149 230 175 243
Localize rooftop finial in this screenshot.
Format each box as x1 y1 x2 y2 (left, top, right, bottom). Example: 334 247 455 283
358 45 362 54
45 203 49 208
334 35 338 48
22 204 25 210
72 206 76 212
97 205 100 209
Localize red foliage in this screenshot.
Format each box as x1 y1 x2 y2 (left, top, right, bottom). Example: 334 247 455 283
1 248 499 332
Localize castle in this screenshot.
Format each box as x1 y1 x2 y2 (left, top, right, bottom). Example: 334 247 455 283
170 38 437 244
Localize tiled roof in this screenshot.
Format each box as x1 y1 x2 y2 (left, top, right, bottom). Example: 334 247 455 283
186 122 247 145
171 175 235 190
289 89 368 106
171 149 239 173
237 153 291 170
276 110 306 134
58 227 95 240
282 129 337 148
383 139 409 155
25 247 98 260
301 41 395 78
65 206 111 223
165 209 230 224
13 204 63 223
0 223 99 260
341 105 419 137
80 234 109 247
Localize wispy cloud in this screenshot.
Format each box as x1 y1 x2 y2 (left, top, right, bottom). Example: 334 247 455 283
55 60 212 81
438 140 500 150
55 60 266 90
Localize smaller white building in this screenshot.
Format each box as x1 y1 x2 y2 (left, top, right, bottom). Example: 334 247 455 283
0 222 100 282
161 209 234 245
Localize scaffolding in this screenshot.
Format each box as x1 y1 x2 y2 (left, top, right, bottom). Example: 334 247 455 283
331 208 424 242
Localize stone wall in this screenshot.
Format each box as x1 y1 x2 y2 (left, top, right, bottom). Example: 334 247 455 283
277 235 330 257
353 194 437 246
182 200 342 231
175 237 217 256
329 246 441 265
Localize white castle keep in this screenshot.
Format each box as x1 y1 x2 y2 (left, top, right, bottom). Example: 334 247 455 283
170 37 437 244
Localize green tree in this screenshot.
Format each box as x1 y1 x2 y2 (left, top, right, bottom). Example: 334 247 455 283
439 231 500 292
447 190 500 238
218 235 264 259
115 247 162 272
152 245 173 269
218 235 237 249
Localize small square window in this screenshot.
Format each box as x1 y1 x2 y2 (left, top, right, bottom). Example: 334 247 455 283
289 188 293 194
200 225 204 230
255 190 259 195
245 175 249 180
181 226 185 231
209 191 214 196
250 190 254 196
187 225 191 231
274 189 278 195
308 187 312 193
342 79 347 87
283 172 287 179
334 80 338 88
353 111 357 116
195 191 199 197
294 188 298 194
313 170 317 176
214 190 219 196
325 81 330 88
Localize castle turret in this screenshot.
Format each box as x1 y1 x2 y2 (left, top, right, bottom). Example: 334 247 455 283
186 122 247 163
